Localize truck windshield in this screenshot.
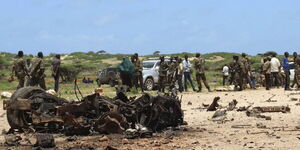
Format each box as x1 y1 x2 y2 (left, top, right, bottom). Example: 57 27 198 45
143 62 156 69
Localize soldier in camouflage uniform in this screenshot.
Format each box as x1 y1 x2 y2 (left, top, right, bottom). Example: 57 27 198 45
12 51 28 89
194 53 211 92
294 52 300 89
291 52 300 89
232 55 246 91
132 53 144 92
158 56 169 93
168 57 177 88
241 53 255 88
262 57 271 90
29 52 46 90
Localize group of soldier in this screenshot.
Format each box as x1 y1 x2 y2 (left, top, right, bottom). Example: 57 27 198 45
261 52 300 90
123 53 211 93
11 50 61 92
11 50 300 94
225 52 300 91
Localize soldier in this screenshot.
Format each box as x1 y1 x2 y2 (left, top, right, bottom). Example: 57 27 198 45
232 55 245 91
158 56 169 93
241 53 255 88
132 53 144 92
194 53 211 92
29 52 46 90
168 57 177 88
282 52 291 90
293 52 300 89
51 54 61 92
262 57 271 90
12 51 28 89
291 52 299 88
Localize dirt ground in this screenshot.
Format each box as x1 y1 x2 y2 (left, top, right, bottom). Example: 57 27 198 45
1 88 300 150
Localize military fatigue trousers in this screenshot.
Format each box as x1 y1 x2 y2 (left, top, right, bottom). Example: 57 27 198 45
196 73 210 91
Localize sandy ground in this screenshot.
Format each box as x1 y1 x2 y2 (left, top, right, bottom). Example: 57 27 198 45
1 88 300 149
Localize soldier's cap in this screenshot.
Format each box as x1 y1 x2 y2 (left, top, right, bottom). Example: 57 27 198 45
134 53 138 57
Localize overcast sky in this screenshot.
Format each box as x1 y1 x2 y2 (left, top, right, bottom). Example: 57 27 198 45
1 0 300 55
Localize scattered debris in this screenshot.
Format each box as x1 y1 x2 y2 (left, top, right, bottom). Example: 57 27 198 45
34 134 55 148
231 124 252 129
99 136 109 142
252 106 290 113
187 101 192 105
4 134 22 146
1 91 12 99
4 87 184 136
256 123 267 129
227 99 238 111
290 98 298 101
46 89 57 96
207 97 220 111
66 136 77 142
210 109 227 121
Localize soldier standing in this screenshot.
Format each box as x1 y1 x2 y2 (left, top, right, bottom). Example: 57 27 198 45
168 57 177 89
232 56 245 91
291 52 299 88
282 52 291 90
51 54 61 92
12 51 28 89
241 53 255 88
158 56 169 92
293 52 300 89
194 53 211 92
263 57 271 90
29 52 46 90
132 53 144 92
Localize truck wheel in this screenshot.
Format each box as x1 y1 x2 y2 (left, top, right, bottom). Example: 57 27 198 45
7 87 45 129
144 78 154 91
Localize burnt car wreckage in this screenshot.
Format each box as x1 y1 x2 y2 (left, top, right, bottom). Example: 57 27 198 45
3 86 185 137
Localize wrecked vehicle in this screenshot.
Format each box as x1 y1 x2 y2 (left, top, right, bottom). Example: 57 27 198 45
3 87 184 136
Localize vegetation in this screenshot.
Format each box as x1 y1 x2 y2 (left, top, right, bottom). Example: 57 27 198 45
0 51 286 97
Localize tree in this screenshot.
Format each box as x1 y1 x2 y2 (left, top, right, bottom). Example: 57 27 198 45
263 51 277 57
97 50 107 54
153 51 160 55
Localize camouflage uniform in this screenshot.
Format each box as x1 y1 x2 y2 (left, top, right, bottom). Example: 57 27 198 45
29 58 46 89
158 60 169 92
295 57 300 88
241 57 254 88
262 60 271 90
233 57 246 91
12 57 28 89
168 60 177 87
133 58 144 92
194 56 210 92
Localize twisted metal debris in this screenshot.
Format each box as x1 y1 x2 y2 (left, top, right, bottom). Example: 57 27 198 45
3 87 184 136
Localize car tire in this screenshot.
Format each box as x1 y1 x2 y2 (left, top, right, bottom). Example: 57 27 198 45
109 80 115 87
7 87 45 129
144 78 154 91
